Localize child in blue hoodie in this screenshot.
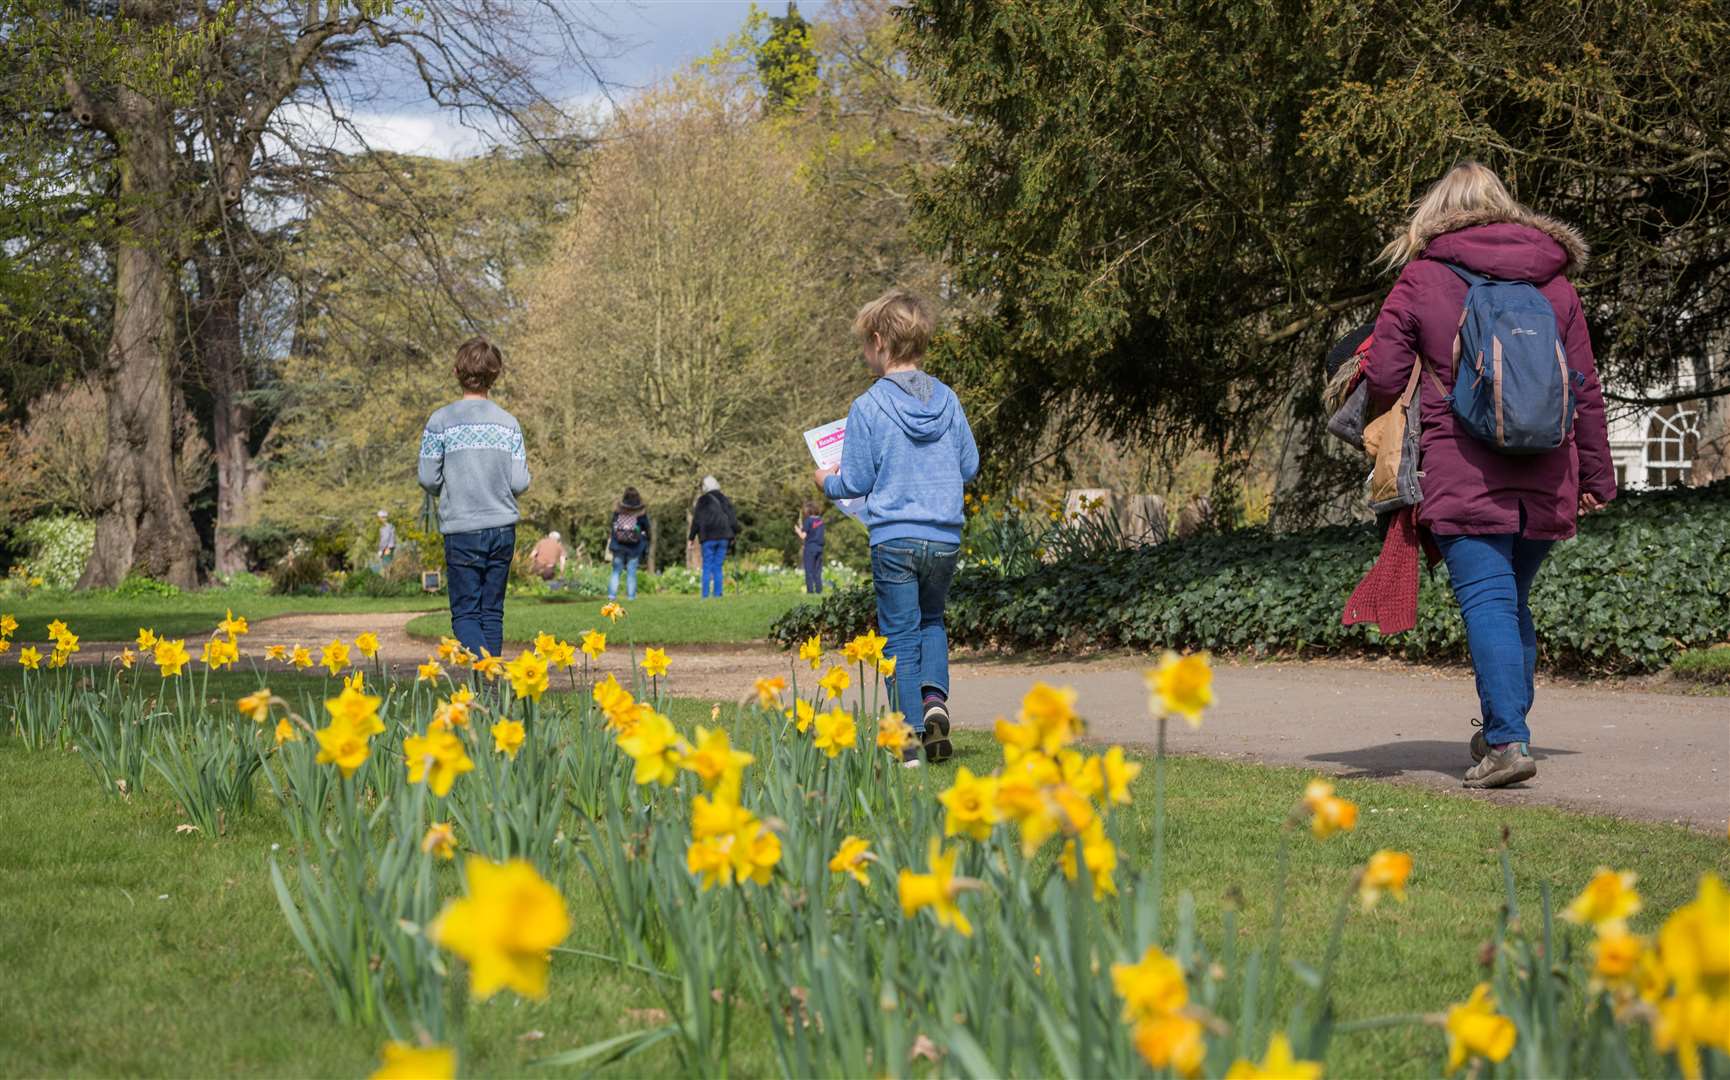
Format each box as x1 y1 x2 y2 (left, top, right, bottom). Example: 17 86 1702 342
814 289 978 767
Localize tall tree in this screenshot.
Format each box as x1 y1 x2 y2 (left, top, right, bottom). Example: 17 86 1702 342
10 0 604 587
899 0 1730 510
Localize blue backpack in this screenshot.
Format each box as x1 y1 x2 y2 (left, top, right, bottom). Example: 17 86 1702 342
1442 263 1580 454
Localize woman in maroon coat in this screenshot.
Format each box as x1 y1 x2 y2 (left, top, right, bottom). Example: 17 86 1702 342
1365 162 1617 789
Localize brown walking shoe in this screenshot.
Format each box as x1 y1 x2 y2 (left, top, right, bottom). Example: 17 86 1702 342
1463 742 1536 789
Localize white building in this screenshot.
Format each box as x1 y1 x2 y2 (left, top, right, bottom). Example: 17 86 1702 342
1605 367 1705 491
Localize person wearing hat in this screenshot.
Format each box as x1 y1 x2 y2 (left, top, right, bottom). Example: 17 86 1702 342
528 529 568 584
375 510 397 571
607 487 652 601
687 475 738 599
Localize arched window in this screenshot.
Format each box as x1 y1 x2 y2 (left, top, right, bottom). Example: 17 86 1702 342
1644 404 1699 488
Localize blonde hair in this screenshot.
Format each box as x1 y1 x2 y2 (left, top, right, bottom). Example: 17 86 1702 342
1378 162 1524 270
853 288 934 365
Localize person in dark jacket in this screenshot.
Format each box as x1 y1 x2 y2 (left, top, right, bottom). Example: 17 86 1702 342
1364 161 1616 790
607 488 651 601
688 476 738 599
793 501 826 594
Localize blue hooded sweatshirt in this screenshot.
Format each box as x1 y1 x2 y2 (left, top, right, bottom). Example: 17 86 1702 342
823 370 979 545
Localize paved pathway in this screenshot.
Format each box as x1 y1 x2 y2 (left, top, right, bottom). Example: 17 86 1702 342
87 611 1730 830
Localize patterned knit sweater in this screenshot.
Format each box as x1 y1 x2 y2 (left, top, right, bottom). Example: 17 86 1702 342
417 398 531 535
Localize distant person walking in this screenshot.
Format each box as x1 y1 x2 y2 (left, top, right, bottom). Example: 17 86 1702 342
608 487 651 601
1363 161 1615 789
417 336 530 661
794 501 826 594
528 530 567 582
689 476 738 599
375 510 397 570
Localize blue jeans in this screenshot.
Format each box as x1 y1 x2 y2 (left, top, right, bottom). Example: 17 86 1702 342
870 539 960 731
445 525 514 659
802 543 824 594
1435 532 1554 746
700 540 728 598
609 552 640 600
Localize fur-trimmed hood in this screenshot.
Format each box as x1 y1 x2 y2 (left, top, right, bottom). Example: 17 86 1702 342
1417 207 1589 276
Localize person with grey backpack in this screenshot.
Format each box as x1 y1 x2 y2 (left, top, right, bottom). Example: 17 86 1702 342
1362 162 1616 790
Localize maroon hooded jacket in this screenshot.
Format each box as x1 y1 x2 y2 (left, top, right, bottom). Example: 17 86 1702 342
1365 210 1618 540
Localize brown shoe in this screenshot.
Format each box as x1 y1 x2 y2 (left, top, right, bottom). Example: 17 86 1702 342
1463 742 1536 789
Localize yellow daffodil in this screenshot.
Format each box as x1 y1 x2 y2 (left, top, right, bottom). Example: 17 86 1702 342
876 713 914 753
52 628 78 654
237 689 273 723
641 647 670 679
319 638 350 676
418 659 443 682
1301 779 1358 839
315 718 372 777
325 685 384 737
433 694 471 729
274 717 300 746
264 643 288 662
114 645 130 667
1146 650 1213 727
842 636 871 665
201 635 239 670
1563 868 1643 931
818 665 851 701
533 631 558 657
1225 1033 1322 1080
1132 1012 1206 1078
579 629 606 659
1360 850 1413 909
491 719 526 759
733 818 781 886
1445 983 1517 1072
290 644 313 669
1113 944 1189 1022
136 627 157 651
0 614 15 636
47 647 69 669
19 646 41 670
617 710 683 786
939 767 1002 841
353 631 380 659
860 628 888 662
898 838 972 936
1058 749 1105 801
798 635 823 670
1102 746 1141 805
600 601 624 622
1656 872 1729 994
1059 818 1119 899
829 836 872 886
1590 927 1647 989
877 655 897 679
404 729 475 796
370 1041 456 1080
813 707 857 757
505 649 550 702
1015 682 1082 754
785 698 816 733
154 638 191 677
219 609 249 639
46 619 67 641
432 856 570 1000
681 725 755 802
421 822 458 860
687 835 735 891
436 636 463 663
471 651 503 680
754 675 788 707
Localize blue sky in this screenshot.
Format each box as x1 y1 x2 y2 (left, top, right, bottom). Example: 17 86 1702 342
331 1 766 157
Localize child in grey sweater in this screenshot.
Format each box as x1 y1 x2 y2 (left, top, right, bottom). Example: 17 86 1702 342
418 337 530 659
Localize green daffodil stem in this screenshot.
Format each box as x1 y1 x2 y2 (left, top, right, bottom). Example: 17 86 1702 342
1318 873 1358 1005
1264 826 1293 1024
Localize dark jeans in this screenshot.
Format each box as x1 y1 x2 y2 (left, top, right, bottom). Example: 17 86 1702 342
1435 531 1554 746
802 543 824 594
870 538 960 731
445 525 514 659
700 539 728 598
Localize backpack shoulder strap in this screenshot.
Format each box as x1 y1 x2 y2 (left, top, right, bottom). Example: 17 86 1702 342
1438 260 1489 288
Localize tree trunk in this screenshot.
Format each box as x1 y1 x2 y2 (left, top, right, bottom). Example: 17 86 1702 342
198 269 263 576
77 88 202 590
1689 354 1728 484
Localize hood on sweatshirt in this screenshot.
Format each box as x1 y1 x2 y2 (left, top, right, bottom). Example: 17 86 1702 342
868 370 958 443
1416 207 1587 284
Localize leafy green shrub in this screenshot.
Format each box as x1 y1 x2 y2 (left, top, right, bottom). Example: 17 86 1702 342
214 571 272 595
340 568 422 598
269 541 329 595
114 574 180 599
1672 645 1730 685
14 514 95 589
771 480 1730 675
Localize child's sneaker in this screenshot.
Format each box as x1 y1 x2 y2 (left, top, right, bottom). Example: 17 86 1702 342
1462 742 1536 789
1469 718 1488 763
900 745 923 769
921 695 953 763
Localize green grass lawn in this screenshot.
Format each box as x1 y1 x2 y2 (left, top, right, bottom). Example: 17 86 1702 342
407 593 812 647
2 589 442 644
2 700 1723 1078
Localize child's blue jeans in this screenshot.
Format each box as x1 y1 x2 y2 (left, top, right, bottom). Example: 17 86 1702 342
444 525 514 659
700 540 728 598
870 538 960 731
1434 531 1554 747
609 553 640 600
